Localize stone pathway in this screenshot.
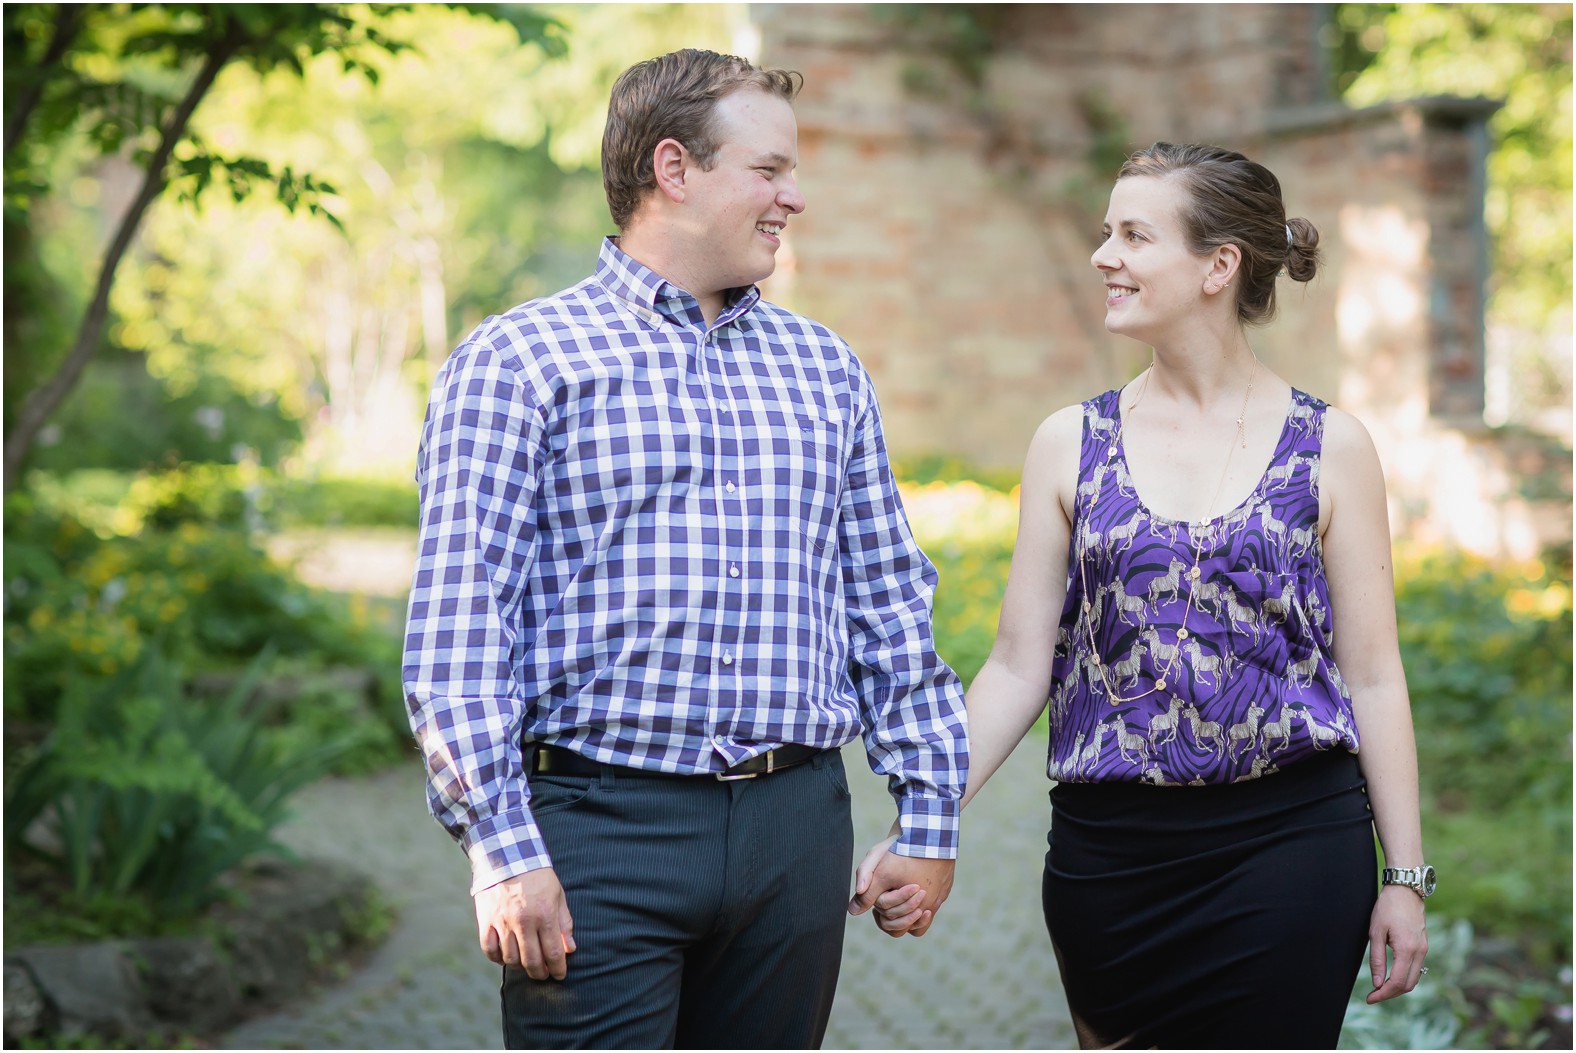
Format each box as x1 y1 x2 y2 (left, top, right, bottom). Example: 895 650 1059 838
227 529 1073 1048
222 739 1073 1050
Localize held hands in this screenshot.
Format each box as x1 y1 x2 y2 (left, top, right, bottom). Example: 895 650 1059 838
474 868 576 979
847 833 955 938
1366 885 1428 1003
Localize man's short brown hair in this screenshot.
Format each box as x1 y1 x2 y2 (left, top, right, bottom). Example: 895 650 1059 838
602 49 802 230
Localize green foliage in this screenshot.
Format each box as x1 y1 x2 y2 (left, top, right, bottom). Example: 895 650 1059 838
3 476 406 764
2 2 569 483
272 474 417 529
1394 549 1573 961
892 453 1019 495
1341 916 1473 1048
1332 4 1573 334
3 3 441 219
4 651 349 915
24 355 303 473
1340 918 1575 1049
926 536 1013 688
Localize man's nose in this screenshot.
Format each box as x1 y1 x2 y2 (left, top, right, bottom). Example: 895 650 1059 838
779 175 806 215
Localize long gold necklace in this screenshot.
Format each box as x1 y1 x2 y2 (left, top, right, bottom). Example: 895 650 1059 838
1078 356 1258 706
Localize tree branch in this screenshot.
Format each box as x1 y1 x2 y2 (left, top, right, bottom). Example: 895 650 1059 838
4 4 86 160
3 28 241 492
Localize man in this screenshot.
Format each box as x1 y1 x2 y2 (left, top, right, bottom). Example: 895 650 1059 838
403 48 968 1049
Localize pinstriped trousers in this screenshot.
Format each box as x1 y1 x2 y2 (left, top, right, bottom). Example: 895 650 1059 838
501 751 855 1049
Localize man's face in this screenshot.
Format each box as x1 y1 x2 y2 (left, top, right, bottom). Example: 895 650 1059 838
679 88 805 294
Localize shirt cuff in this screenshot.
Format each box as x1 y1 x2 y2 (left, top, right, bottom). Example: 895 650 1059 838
461 808 553 894
891 793 961 859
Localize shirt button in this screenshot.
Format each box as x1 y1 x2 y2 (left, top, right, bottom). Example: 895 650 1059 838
1189 566 1201 579
1177 628 1190 640
725 481 736 494
721 651 734 666
729 565 740 578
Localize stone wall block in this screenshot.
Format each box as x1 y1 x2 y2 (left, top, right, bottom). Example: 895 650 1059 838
4 959 53 1043
7 943 154 1040
5 859 378 1046
131 936 241 1033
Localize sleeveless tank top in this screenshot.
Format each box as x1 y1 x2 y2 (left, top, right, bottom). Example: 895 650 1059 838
1048 387 1361 785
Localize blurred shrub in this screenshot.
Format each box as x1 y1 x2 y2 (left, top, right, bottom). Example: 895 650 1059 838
23 463 420 535
4 653 350 918
892 453 1020 494
1340 917 1574 1050
2 488 407 769
24 355 302 475
1393 547 1573 964
897 472 1018 687
270 475 418 529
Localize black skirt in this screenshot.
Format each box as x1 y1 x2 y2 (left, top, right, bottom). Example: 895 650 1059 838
1043 751 1377 1049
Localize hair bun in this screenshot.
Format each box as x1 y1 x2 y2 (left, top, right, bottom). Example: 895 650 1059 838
1284 216 1320 283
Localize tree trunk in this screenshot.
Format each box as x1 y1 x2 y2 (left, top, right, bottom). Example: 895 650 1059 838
2 35 238 494
3 5 85 160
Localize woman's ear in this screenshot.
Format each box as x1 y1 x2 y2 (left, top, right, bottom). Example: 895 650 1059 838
1204 242 1242 295
652 138 688 204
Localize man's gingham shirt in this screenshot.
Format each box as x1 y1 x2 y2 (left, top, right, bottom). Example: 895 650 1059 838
404 238 968 892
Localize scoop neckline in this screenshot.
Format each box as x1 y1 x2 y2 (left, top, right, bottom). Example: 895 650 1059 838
1111 386 1299 529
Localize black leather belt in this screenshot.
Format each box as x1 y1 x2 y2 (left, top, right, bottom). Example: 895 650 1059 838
531 742 823 782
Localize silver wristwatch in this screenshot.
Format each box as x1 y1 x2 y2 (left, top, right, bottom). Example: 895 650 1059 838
1382 864 1437 899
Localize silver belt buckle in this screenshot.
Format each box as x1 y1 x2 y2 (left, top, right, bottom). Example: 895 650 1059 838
715 750 774 781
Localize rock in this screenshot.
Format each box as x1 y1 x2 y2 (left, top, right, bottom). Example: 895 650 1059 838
10 942 153 1040
7 858 381 1045
216 858 375 1005
3 959 51 1042
129 936 239 1033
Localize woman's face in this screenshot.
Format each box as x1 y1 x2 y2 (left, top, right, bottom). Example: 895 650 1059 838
1090 175 1215 341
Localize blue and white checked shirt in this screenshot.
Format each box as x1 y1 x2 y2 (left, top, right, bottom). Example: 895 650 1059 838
404 238 968 892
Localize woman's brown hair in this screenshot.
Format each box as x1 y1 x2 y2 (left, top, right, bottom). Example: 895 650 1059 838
1119 142 1320 326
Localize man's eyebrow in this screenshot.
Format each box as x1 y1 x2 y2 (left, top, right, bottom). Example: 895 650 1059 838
755 152 797 169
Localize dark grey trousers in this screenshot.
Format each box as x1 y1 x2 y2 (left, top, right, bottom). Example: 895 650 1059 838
501 751 856 1050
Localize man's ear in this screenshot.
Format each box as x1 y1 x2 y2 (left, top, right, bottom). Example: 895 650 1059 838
652 138 687 204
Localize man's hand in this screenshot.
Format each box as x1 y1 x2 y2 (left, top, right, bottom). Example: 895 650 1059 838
474 868 576 979
847 835 955 938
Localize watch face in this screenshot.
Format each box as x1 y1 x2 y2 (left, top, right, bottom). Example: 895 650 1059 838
1421 866 1437 896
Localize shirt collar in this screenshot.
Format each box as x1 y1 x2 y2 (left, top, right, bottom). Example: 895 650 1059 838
594 237 761 331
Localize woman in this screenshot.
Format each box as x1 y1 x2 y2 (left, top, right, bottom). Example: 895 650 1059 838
861 143 1431 1047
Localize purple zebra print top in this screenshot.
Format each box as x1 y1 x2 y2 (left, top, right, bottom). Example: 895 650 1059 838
1047 387 1360 785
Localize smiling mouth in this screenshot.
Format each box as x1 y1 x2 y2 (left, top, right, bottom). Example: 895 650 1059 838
1106 285 1137 304
755 222 784 242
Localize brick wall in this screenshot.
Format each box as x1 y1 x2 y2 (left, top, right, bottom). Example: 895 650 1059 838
751 3 1563 557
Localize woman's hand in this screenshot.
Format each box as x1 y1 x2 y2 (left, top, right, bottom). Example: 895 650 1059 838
1365 885 1428 1003
849 834 930 936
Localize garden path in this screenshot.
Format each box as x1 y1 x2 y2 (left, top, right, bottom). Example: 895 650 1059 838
225 530 1075 1049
